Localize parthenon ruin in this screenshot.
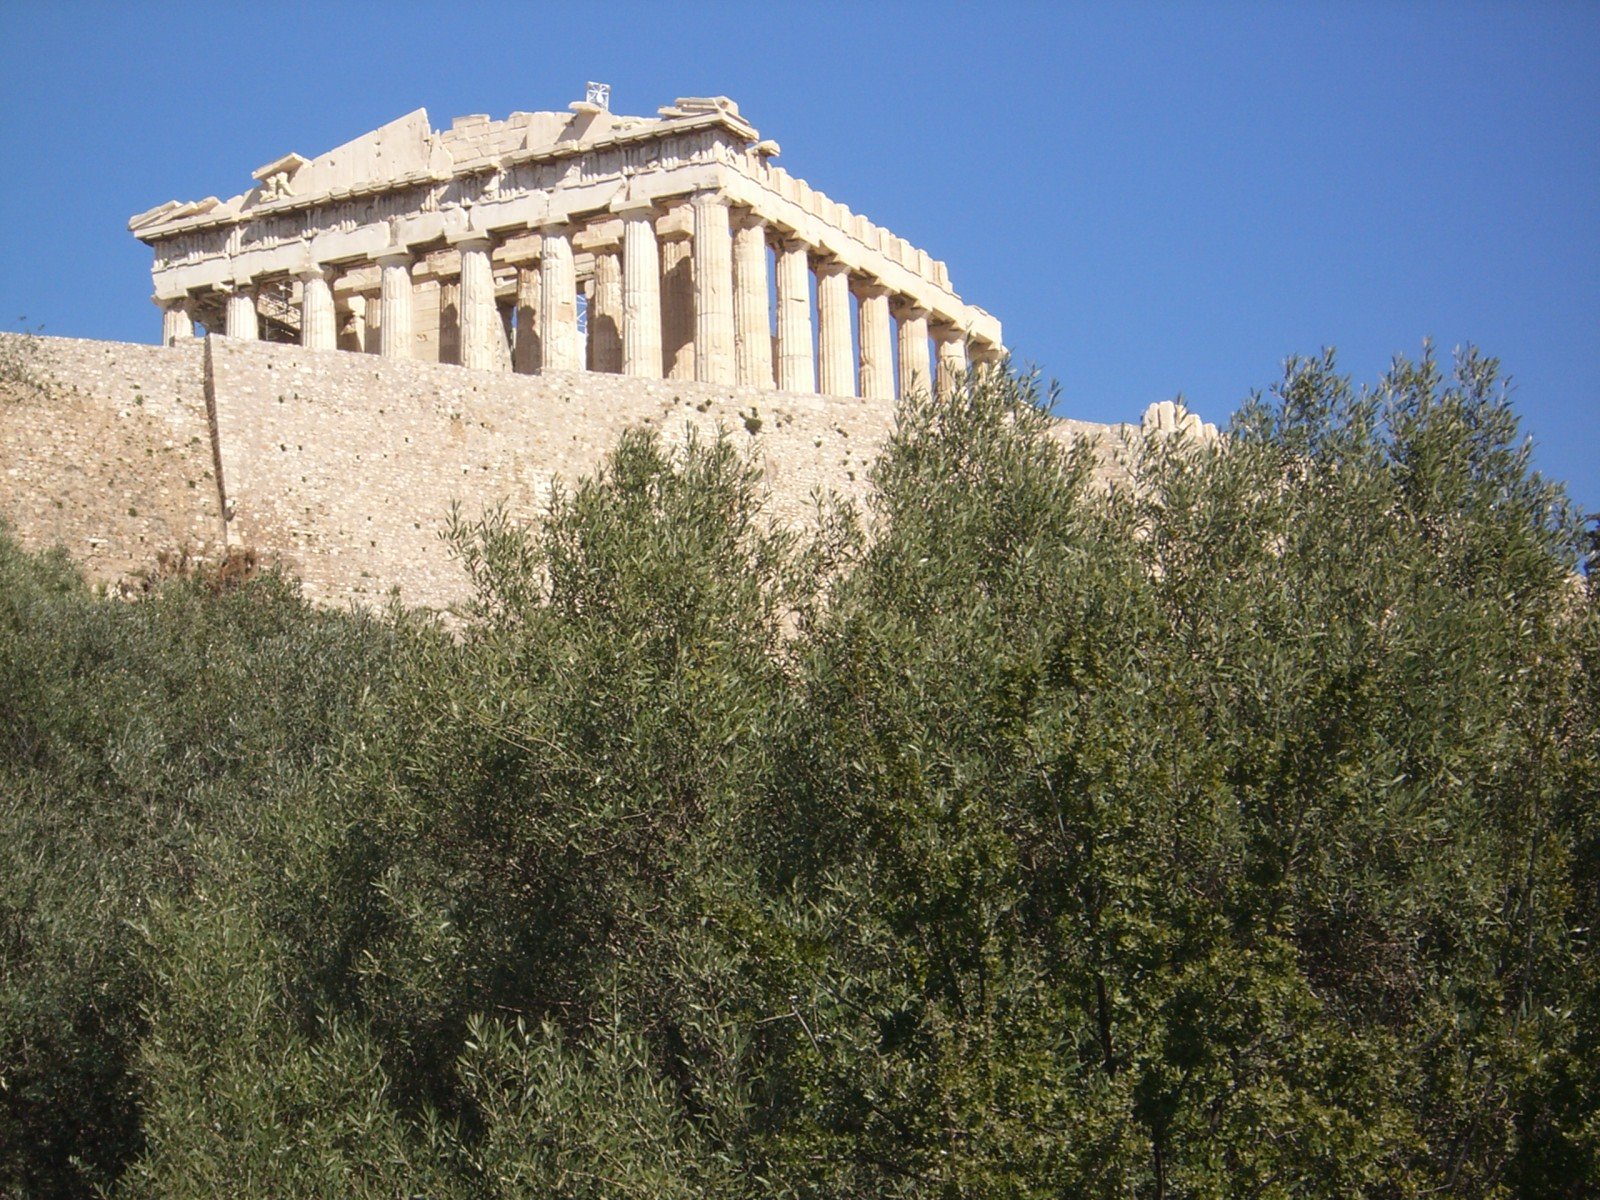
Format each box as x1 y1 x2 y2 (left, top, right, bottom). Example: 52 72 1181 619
129 90 1003 400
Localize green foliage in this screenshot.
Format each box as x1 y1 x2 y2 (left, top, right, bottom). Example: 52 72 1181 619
0 348 1593 1197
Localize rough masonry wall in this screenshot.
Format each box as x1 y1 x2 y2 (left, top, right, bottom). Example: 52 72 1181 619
0 335 220 586
208 338 891 609
1 333 1147 612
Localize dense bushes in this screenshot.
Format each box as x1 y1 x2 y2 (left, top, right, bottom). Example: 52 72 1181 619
1 350 1594 1197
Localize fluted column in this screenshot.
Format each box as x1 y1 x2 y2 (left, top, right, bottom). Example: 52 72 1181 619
456 236 497 371
621 207 663 378
935 325 968 395
969 339 1003 372
895 303 930 399
159 297 193 346
661 234 695 380
377 252 413 359
732 212 773 388
513 265 541 374
774 238 815 393
855 281 894 401
588 247 623 373
340 295 368 353
815 258 854 397
539 224 579 371
692 193 736 384
224 284 259 341
297 267 337 351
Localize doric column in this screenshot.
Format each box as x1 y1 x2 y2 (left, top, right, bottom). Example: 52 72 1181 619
513 264 541 374
935 325 969 395
773 237 815 393
661 232 695 380
377 252 413 359
815 258 854 397
297 267 337 351
969 339 1004 372
588 246 623 373
158 297 193 346
223 283 259 341
854 281 894 401
340 294 368 353
732 211 773 388
455 236 498 371
539 224 579 371
692 193 736 385
621 206 663 378
895 302 931 399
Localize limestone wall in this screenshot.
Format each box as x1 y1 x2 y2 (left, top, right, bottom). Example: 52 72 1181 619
0 333 1168 612
0 335 220 584
206 337 890 609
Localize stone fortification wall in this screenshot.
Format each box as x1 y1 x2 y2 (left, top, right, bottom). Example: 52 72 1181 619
1 333 1172 611
0 335 220 584
206 337 891 609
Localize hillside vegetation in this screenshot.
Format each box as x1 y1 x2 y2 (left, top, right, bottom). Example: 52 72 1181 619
2 352 1596 1198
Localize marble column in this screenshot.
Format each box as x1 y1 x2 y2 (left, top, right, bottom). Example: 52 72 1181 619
539 224 579 371
588 246 623 374
773 238 815 394
815 258 854 397
969 339 1003 371
224 284 259 341
437 280 461 365
297 267 337 351
621 207 663 378
377 252 413 359
935 326 969 395
895 303 931 399
660 234 695 380
340 294 368 353
692 193 736 384
854 281 894 401
732 212 773 388
513 264 541 374
456 236 497 371
159 297 193 346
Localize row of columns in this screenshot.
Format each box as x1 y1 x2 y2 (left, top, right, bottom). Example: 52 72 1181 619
162 193 995 399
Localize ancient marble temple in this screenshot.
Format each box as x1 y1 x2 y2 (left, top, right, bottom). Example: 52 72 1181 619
130 90 1003 400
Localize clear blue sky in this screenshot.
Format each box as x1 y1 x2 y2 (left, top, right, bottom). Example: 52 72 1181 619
2 2 1595 515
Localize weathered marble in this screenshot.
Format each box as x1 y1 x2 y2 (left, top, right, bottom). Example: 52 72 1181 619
855 282 894 401
815 258 854 398
732 212 773 388
774 238 815 395
377 253 413 359
539 225 579 371
298 268 337 351
895 303 930 400
159 298 194 346
132 92 1002 398
224 285 259 341
621 208 663 378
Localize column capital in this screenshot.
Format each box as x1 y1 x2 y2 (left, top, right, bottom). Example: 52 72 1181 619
851 277 891 299
690 190 731 210
813 255 849 279
892 298 930 321
374 249 413 269
295 263 336 283
446 229 495 251
613 196 660 219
